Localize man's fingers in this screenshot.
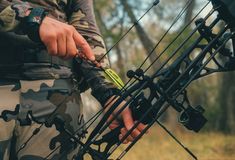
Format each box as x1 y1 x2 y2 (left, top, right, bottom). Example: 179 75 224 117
47 39 58 56
136 122 147 131
73 31 95 61
105 97 148 144
57 35 67 58
122 108 134 130
120 128 134 142
122 108 141 138
108 119 119 130
119 134 128 144
66 36 78 59
39 17 94 60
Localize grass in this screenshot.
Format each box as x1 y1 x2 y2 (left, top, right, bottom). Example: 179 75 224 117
84 125 235 160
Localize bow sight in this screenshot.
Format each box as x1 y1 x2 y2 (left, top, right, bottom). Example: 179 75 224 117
40 0 235 159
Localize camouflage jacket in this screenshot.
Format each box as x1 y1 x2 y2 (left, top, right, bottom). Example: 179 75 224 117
0 0 118 105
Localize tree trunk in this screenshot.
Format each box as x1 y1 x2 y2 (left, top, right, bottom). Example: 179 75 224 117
184 0 196 25
94 2 109 38
116 44 127 82
120 0 161 71
217 72 235 134
94 2 127 80
93 2 112 64
215 24 235 134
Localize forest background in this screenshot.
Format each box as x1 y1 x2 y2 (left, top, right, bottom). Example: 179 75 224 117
81 0 235 159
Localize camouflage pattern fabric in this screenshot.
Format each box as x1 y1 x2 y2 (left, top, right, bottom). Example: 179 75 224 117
0 79 85 160
0 0 114 97
0 0 118 159
0 0 109 73
0 0 117 100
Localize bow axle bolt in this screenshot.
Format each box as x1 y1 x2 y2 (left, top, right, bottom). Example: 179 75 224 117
126 69 145 80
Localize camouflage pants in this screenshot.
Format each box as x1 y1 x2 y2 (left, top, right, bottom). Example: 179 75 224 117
0 79 85 160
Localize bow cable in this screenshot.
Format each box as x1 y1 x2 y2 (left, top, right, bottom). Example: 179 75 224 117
113 19 231 160
105 23 231 159
40 0 163 158
81 3 231 159
17 0 226 159
123 1 211 93
44 0 208 158
81 0 212 147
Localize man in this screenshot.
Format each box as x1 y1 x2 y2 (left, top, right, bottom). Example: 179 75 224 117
0 0 145 159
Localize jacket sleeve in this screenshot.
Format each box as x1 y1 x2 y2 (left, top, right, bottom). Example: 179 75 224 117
68 0 120 106
0 0 32 32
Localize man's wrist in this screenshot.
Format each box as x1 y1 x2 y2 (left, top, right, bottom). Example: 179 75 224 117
95 88 121 107
21 7 48 42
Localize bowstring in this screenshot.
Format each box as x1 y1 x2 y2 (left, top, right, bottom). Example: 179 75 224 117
113 15 229 160
20 0 207 158
138 0 195 69
75 0 197 138
84 0 204 143
144 1 211 72
44 0 200 157
105 17 229 160
41 0 161 158
67 0 206 157
121 0 208 93
16 0 157 154
88 3 219 159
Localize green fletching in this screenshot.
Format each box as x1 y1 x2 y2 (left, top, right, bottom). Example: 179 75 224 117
104 68 124 89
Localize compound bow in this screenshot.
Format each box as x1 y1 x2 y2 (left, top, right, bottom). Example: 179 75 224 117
11 0 235 159
72 0 235 159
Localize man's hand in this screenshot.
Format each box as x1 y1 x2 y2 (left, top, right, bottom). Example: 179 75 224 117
105 96 147 144
39 16 95 60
